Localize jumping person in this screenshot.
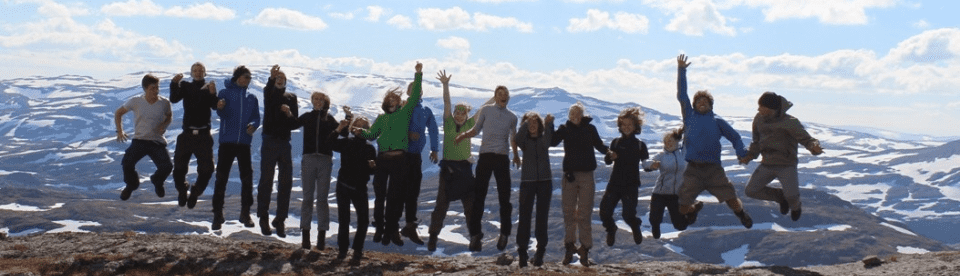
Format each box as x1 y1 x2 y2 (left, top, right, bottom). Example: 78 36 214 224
512 112 555 267
399 72 440 246
643 128 689 239
329 114 377 263
115 74 173 201
170 62 218 208
211 65 260 230
600 107 648 247
257 65 299 238
296 91 339 250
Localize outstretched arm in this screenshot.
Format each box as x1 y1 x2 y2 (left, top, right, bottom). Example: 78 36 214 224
439 70 453 121
677 54 692 121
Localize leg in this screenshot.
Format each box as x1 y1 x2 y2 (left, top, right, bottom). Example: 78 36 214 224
649 194 668 237
621 184 641 230
371 155 389 232
314 154 333 232
428 164 451 236
470 155 495 238
744 164 782 202
664 195 687 231
237 145 255 224
336 186 351 256
189 134 216 206
300 155 318 232
404 153 423 225
778 166 802 211
146 141 173 196
533 180 552 249
384 157 407 234
598 190 617 233
120 140 150 192
492 154 513 237
275 141 293 222
352 186 370 252
212 144 237 214
172 133 191 193
575 171 595 250
516 182 535 251
257 138 280 221
560 172 578 246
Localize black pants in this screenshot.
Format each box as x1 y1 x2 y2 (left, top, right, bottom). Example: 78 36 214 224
121 139 173 192
517 180 551 250
470 153 512 237
173 131 214 195
649 193 687 231
429 160 478 236
337 182 369 254
257 135 293 222
213 143 254 215
402 153 423 225
372 152 408 233
599 183 641 233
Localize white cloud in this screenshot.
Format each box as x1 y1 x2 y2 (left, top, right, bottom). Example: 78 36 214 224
913 19 930 29
366 6 385 22
329 12 354 20
567 9 649 34
387 15 414 29
100 0 163 17
164 3 235 21
743 0 898 25
437 36 472 60
644 0 736 36
100 1 234 20
417 7 533 32
243 8 328 31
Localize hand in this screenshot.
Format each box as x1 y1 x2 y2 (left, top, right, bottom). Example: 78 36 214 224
650 161 661 170
608 150 618 160
116 130 128 143
678 54 691 69
351 128 363 137
513 155 522 168
415 61 422 73
368 160 376 168
217 99 226 110
246 124 256 135
281 104 292 117
429 151 439 164
342 106 352 116
172 73 183 84
436 70 451 85
409 131 420 141
810 142 824 155
336 119 350 131
207 81 217 95
270 64 280 79
454 133 466 144
544 114 554 125
738 157 751 165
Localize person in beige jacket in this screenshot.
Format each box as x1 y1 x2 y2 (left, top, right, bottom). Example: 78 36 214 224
740 92 823 221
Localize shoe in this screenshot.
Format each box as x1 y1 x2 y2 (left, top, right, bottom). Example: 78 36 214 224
578 246 591 267
401 224 424 245
350 251 363 265
561 243 575 265
632 227 643 245
532 248 545 267
518 250 528 268
272 219 286 238
496 234 508 251
177 184 188 207
778 198 790 215
735 210 753 229
153 183 165 198
239 214 255 228
119 188 134 201
606 230 616 246
427 234 438 252
372 227 383 243
652 224 661 239
685 201 704 225
337 250 347 259
186 190 199 209
791 208 802 221
317 231 326 250
212 213 225 231
469 234 483 252
389 231 404 246
259 218 272 236
302 231 311 249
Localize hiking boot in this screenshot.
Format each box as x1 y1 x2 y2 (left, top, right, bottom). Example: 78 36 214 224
388 231 404 246
317 231 326 250
302 231 311 249
259 217 272 236
212 212 225 231
186 189 199 209
350 251 363 265
791 208 802 221
735 210 753 229
119 187 134 201
578 246 591 267
631 227 643 245
469 234 483 252
177 182 188 207
518 250 528 268
561 243 576 265
532 247 545 267
652 224 662 239
496 234 508 251
337 250 347 259
151 178 165 198
272 219 286 238
606 230 616 246
372 227 383 243
239 213 255 228
427 234 438 252
686 201 704 225
401 224 424 245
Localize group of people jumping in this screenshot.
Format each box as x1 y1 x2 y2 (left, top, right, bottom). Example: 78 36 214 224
114 55 824 267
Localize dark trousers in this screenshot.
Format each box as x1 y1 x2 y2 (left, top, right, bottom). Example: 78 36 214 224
337 182 369 254
517 180 551 250
429 160 477 236
649 193 687 231
372 152 408 233
402 153 423 225
173 131 214 195
470 153 512 237
121 139 173 191
213 143 254 215
599 183 641 233
257 135 293 221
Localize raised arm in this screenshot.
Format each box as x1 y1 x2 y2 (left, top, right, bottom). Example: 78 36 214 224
439 70 453 121
677 54 692 121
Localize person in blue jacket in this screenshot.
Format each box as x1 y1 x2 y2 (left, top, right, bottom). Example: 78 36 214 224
675 54 752 229
399 77 440 246
211 65 261 231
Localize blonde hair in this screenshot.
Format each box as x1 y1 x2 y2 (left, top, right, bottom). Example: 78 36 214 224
454 102 472 114
311 91 330 110
569 101 585 118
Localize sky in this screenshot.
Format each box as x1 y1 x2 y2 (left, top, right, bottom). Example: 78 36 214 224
1 0 959 137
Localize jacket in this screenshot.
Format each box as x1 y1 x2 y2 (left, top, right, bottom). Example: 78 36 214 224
643 146 687 195
329 129 377 189
407 101 440 153
295 109 339 156
216 78 260 145
261 77 299 140
745 95 820 166
360 72 422 152
552 116 609 172
604 134 649 187
170 79 218 130
514 120 555 182
677 67 747 163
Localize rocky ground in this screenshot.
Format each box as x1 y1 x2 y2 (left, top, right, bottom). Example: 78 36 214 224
1 232 959 276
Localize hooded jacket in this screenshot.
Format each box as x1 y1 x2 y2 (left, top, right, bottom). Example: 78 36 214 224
677 67 747 164
407 100 439 154
170 78 218 130
261 77 299 140
360 72 422 152
745 95 820 166
295 108 339 156
514 120 555 182
552 116 609 172
604 134 649 187
643 146 687 195
216 78 260 145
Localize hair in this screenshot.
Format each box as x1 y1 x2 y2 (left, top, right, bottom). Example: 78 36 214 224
617 107 645 135
350 115 370 130
569 101 586 118
311 91 330 110
664 127 684 142
758 91 781 111
231 65 251 84
141 74 159 90
381 87 403 113
693 90 714 107
521 111 544 138
494 85 509 94
454 102 472 115
191 62 205 71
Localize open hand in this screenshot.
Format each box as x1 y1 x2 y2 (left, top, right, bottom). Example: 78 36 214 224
415 62 422 73
207 81 217 95
172 73 183 84
116 130 128 143
436 70 451 85
678 54 691 69
544 114 554 125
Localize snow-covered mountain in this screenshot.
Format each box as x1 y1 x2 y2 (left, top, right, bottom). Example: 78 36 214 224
1 67 958 266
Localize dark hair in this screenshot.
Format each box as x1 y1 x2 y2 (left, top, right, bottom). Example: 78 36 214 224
141 74 159 90
495 85 508 94
758 91 781 111
231 65 251 84
617 107 644 135
521 111 544 138
381 87 403 113
693 90 714 107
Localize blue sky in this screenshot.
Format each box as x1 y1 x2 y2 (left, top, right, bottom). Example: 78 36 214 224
2 0 959 136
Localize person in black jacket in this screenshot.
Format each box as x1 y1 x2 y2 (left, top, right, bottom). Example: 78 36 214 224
296 91 340 250
329 115 377 264
600 107 649 246
257 65 300 238
551 102 610 266
170 62 219 208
